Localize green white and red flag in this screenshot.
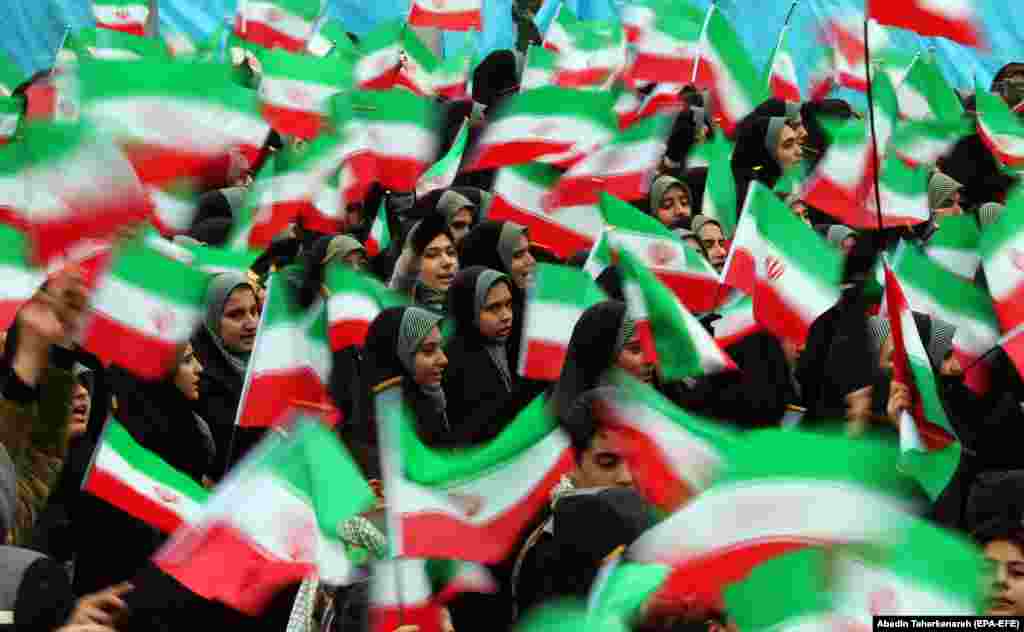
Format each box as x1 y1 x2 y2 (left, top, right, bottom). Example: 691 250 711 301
884 264 961 500
0 223 45 331
235 274 333 428
259 48 351 140
925 214 981 279
554 19 627 89
146 184 197 237
432 42 475 101
801 120 877 228
488 161 603 258
354 20 403 90
0 96 20 145
341 89 440 195
628 429 918 610
365 199 391 258
724 549 836 632
306 19 357 59
377 389 575 563
976 84 1024 168
519 262 607 381
548 115 670 208
234 0 321 53
979 189 1024 374
895 52 964 122
81 234 208 378
369 558 496 632
542 3 577 53
765 24 801 103
622 0 702 44
154 417 374 613
521 44 557 92
0 51 24 98
83 418 211 534
710 293 761 349
598 367 737 513
892 242 999 396
397 28 441 98
408 0 482 31
821 14 883 93
93 0 149 36
416 118 468 197
747 182 843 343
78 58 271 189
587 557 671 625
868 0 984 48
324 262 407 351
695 132 737 238
618 247 736 381
601 193 723 313
22 67 80 123
228 156 296 250
616 84 685 130
64 27 169 62
720 186 762 296
466 86 617 171
808 46 836 102
626 2 704 86
890 118 970 168
856 155 932 230
6 121 151 266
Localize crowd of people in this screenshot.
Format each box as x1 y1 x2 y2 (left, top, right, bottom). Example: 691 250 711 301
1 11 1024 632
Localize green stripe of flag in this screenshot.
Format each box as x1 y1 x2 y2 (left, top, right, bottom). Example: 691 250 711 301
979 187 1024 259
109 237 211 307
893 243 996 327
755 185 843 288
348 88 439 127
599 192 674 238
105 419 210 503
704 6 766 106
724 548 831 632
533 262 607 305
262 47 353 88
490 86 617 130
929 214 980 251
68 27 170 59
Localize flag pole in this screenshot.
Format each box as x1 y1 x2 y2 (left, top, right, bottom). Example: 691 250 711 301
690 0 716 86
862 18 886 232
783 0 800 26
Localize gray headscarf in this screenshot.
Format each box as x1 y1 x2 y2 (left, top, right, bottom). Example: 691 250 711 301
396 307 447 414
979 202 1004 228
827 225 857 248
649 175 689 213
497 221 528 272
927 172 963 211
0 444 14 537
323 235 366 265
765 116 789 164
437 190 475 225
474 269 514 391
204 272 254 375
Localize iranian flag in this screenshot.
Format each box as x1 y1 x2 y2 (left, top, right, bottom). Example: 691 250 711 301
622 0 702 45
519 262 607 381
342 89 440 194
433 43 475 101
416 118 468 197
627 2 705 85
354 21 403 90
692 5 767 136
711 294 761 349
235 274 332 428
801 121 876 228
488 162 603 259
541 3 576 53
892 243 998 399
0 96 20 145
725 550 836 632
93 0 148 36
370 558 496 632
378 390 575 562
720 187 762 296
83 419 210 534
408 0 482 31
64 27 169 62
748 182 843 343
925 214 981 279
601 193 723 314
598 373 737 513
630 83 686 126
628 429 918 609
81 235 207 379
890 118 970 168
976 85 1024 167
554 19 627 89
154 417 375 613
306 19 357 59
78 58 271 189
229 156 296 250
397 28 441 98
0 224 45 331
884 265 961 501
821 15 890 93
465 87 617 171
521 44 556 91
765 24 801 103
547 115 670 208
856 155 931 230
259 48 351 140
896 53 964 122
234 0 321 53
365 199 391 258
868 0 984 48
696 133 738 238
147 185 198 237
587 557 671 624
979 191 1024 375
808 46 836 102
325 262 406 351
618 247 736 381
12 122 151 266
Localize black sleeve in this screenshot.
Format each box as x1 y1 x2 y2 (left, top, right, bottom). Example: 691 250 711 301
15 556 75 632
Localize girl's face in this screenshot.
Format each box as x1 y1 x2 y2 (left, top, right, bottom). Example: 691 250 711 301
220 287 261 353
616 334 654 383
656 185 691 228
477 281 515 341
774 124 804 171
413 327 448 387
175 343 204 401
419 234 459 292
449 208 474 245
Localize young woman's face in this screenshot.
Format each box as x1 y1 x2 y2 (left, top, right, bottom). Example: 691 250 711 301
68 382 91 438
986 539 1024 616
220 287 261 353
616 334 654 383
508 234 536 289
413 326 448 387
656 185 691 228
449 208 474 245
477 282 515 341
419 234 458 292
174 343 204 401
774 124 804 171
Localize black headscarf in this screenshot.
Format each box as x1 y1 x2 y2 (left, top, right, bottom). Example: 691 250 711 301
472 50 520 112
458 220 510 272
731 116 785 192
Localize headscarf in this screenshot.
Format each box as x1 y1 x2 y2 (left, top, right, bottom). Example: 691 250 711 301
203 272 254 375
396 307 447 414
436 190 475 225
323 234 366 265
550 301 636 423
826 225 856 248
764 116 789 161
648 175 690 216
0 444 14 536
691 214 722 239
389 213 456 303
461 219 520 274
927 172 963 211
979 202 1004 228
497 222 527 272
450 267 514 391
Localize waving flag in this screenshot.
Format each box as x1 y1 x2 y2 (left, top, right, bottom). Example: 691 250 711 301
896 53 964 122
0 224 45 331
82 234 208 379
554 18 627 89
801 121 876 228
868 0 984 48
694 133 737 237
370 559 496 632
599 370 737 513
821 15 887 93
488 162 603 258
397 28 441 98
976 85 1024 167
234 0 321 53
259 49 351 140
979 190 1024 374
520 263 607 381
365 199 391 258
724 549 835 632
65 27 169 62
354 21 403 91
626 2 704 86
925 214 981 279
325 263 407 351
155 418 374 613
92 0 148 36
884 265 961 500
433 42 475 101
236 275 332 428
890 118 971 168
541 3 577 53
416 118 468 197
408 0 483 31
378 391 574 562
765 24 801 103
521 44 557 91
710 294 761 350
858 155 932 230
84 419 210 534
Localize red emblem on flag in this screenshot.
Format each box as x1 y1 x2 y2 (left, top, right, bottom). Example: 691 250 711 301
285 519 317 562
286 86 314 107
152 309 176 337
765 256 785 281
154 486 180 504
448 492 484 518
433 0 447 8
115 8 132 20
531 122 558 138
868 587 899 615
648 241 677 266
1011 249 1024 273
266 7 285 23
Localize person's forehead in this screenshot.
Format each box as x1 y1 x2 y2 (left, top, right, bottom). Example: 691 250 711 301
426 234 453 249
699 223 723 238
986 539 1024 561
